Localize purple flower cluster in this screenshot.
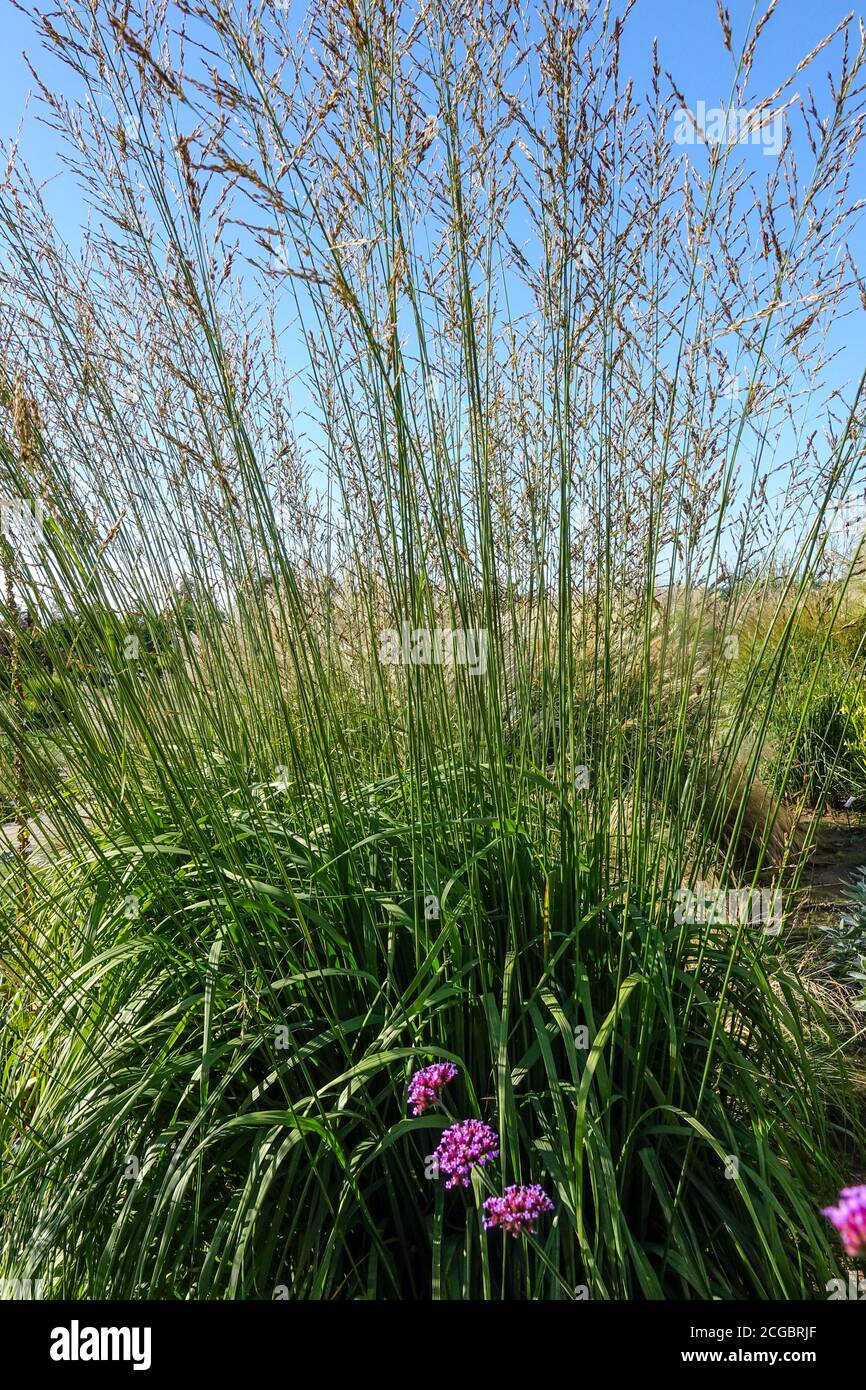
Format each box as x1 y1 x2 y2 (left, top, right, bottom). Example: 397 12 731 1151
407 1062 458 1116
406 1062 553 1236
822 1185 866 1258
483 1184 556 1237
433 1119 500 1189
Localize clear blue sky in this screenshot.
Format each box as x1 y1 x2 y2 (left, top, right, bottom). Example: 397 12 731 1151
1 0 863 512
2 0 862 235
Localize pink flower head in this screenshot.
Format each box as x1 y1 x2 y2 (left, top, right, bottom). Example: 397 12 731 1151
823 1185 866 1258
407 1062 458 1116
483 1184 555 1237
433 1119 499 1188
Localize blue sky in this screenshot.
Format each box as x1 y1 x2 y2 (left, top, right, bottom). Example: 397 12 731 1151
2 2 862 387
1 0 863 555
3 1 862 299
2 1 861 226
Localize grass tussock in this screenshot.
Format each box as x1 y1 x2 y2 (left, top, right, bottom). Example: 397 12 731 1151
0 0 865 1299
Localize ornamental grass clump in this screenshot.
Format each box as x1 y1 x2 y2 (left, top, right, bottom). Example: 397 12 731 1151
0 0 864 1301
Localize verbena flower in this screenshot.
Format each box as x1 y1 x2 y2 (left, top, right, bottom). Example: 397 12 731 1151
822 1185 866 1258
433 1119 499 1188
407 1061 458 1116
483 1184 555 1237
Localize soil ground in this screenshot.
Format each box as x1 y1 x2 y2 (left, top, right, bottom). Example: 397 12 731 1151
792 809 866 920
